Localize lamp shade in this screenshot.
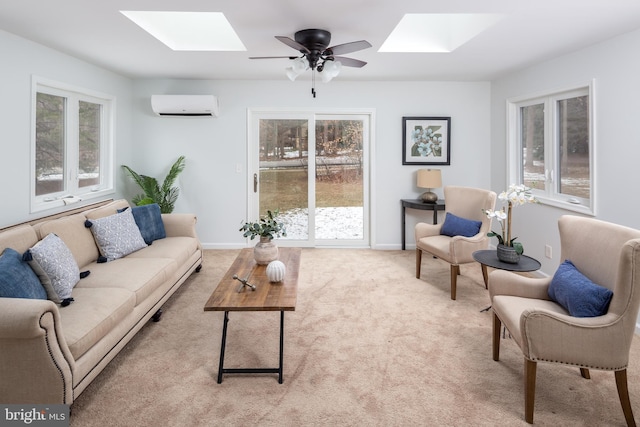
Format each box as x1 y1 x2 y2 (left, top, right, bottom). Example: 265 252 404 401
417 169 442 189
286 57 309 81
320 60 341 83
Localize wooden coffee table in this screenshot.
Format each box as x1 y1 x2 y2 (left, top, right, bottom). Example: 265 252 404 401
204 247 301 384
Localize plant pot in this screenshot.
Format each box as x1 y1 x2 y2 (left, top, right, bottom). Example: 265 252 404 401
497 243 520 264
254 236 278 265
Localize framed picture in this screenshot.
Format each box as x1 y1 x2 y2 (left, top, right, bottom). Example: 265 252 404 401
402 117 451 165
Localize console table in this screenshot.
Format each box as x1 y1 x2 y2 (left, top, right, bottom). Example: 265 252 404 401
401 199 446 250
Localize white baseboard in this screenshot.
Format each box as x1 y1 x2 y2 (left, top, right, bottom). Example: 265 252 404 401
201 243 245 250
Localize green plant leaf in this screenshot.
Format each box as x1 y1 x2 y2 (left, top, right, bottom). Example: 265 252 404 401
512 241 524 255
487 231 504 245
122 156 185 213
136 197 155 206
161 156 185 195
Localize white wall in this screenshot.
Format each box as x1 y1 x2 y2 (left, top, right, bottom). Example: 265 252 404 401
0 30 134 227
491 28 640 276
0 28 491 250
131 79 491 249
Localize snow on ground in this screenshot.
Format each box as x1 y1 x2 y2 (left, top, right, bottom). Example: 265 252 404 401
278 207 363 240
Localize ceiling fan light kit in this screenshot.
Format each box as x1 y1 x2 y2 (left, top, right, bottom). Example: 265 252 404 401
250 29 371 97
285 57 309 81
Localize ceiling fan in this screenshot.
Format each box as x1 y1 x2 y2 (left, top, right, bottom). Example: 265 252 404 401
250 29 372 97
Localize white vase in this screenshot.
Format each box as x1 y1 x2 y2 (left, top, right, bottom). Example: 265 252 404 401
253 236 278 265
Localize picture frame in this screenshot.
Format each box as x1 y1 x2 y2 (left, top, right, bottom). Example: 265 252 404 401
402 117 451 165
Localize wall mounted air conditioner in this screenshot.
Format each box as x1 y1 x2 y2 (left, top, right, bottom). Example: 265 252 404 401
151 95 219 117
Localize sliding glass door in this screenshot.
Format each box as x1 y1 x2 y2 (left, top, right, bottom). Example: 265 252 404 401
248 110 371 247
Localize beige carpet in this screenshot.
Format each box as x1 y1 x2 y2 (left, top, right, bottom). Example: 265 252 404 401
69 249 640 426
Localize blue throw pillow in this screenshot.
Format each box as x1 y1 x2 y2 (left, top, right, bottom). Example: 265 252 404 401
118 204 166 245
440 212 482 238
0 248 47 300
548 260 613 317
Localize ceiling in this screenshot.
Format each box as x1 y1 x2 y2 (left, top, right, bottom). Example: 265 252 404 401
2 0 640 82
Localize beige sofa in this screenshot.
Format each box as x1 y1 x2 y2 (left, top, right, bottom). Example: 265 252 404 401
0 199 202 405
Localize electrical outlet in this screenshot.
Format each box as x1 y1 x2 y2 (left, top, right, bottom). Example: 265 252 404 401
545 245 552 259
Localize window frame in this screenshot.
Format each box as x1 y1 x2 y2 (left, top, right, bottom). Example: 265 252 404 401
506 80 596 216
31 76 115 213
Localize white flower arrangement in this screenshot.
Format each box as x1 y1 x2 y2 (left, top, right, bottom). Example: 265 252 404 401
483 184 538 254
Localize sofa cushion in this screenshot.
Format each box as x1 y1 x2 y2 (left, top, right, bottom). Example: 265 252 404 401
75 257 176 306
548 260 613 317
36 213 99 268
25 233 80 305
0 248 47 299
86 209 147 262
440 212 482 238
126 236 199 267
120 204 166 245
84 199 130 220
0 225 39 254
59 287 136 359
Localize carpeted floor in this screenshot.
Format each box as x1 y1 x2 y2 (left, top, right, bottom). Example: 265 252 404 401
69 249 640 426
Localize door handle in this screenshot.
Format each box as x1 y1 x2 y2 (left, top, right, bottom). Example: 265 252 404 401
254 173 258 193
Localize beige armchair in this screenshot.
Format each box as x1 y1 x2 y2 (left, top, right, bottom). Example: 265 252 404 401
490 215 640 425
415 185 497 300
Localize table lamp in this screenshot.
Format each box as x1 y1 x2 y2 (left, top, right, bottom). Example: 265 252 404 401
417 169 442 203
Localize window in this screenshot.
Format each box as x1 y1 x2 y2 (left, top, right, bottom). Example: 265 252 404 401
32 78 114 212
507 82 595 215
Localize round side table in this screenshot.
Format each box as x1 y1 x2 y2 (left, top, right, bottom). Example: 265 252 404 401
473 249 541 289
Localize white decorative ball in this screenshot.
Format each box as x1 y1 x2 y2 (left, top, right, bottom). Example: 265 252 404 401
266 260 286 282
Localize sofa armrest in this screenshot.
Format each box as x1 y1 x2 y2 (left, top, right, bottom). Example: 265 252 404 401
161 213 198 239
0 298 75 404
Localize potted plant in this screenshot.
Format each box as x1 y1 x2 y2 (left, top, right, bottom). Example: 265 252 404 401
483 184 538 263
122 156 185 214
240 210 287 264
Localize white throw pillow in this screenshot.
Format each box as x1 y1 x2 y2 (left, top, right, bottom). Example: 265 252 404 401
87 208 147 262
25 233 80 305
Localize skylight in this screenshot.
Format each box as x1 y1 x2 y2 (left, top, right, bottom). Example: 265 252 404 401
120 11 246 51
379 13 504 53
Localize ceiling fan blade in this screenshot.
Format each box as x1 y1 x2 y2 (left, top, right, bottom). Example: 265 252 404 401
334 56 367 68
327 40 372 56
249 56 298 60
275 36 310 54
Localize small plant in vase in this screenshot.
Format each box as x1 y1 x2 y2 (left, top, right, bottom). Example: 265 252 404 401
483 184 538 263
240 210 287 265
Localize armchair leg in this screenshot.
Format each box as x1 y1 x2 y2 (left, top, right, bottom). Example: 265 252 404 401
416 249 422 279
450 265 459 300
525 359 537 424
580 368 591 379
492 313 501 361
615 369 637 427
